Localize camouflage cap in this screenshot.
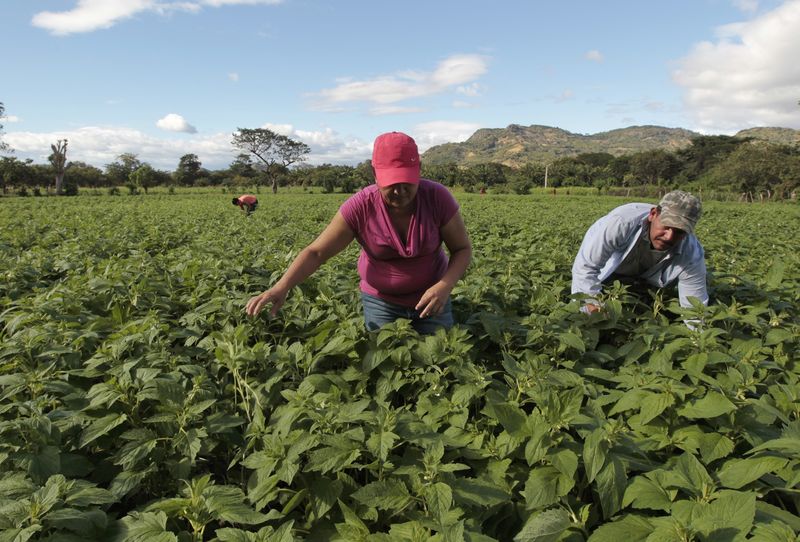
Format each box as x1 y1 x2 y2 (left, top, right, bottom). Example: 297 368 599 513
658 190 702 234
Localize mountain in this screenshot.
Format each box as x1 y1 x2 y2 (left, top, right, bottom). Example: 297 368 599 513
420 124 800 167
734 127 800 146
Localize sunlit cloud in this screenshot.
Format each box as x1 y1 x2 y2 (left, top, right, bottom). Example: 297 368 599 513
5 126 234 169
673 0 800 132
31 0 283 35
156 113 198 133
585 50 604 62
312 54 489 112
412 121 480 152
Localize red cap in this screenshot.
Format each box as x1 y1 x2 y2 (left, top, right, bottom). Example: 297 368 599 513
371 132 420 187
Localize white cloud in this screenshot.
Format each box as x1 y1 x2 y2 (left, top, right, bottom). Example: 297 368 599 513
585 50 604 62
228 72 240 82
31 0 282 35
32 0 155 35
156 113 198 133
5 123 375 168
1 115 21 123
673 0 800 132
456 83 483 97
369 106 426 116
733 0 759 12
312 54 489 111
412 121 480 152
4 126 234 169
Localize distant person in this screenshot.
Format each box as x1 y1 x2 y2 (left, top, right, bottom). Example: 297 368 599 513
245 131 472 334
232 194 258 215
571 190 708 313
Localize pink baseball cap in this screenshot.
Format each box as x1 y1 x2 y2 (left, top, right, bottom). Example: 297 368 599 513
372 132 420 187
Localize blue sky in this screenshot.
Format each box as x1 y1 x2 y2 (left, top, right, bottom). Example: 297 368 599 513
1 0 799 171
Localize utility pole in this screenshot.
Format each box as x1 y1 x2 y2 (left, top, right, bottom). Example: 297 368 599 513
544 164 549 188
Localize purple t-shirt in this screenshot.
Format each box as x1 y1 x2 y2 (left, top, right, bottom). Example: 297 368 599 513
340 179 460 307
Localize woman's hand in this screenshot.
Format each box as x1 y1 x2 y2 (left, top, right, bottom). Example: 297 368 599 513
416 281 453 318
245 287 288 317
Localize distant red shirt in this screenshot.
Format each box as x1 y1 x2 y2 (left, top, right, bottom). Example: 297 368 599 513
237 194 257 209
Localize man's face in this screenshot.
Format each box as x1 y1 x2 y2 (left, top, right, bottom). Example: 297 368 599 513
648 207 686 250
379 182 418 210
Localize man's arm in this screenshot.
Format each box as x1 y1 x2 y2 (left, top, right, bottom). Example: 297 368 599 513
571 214 631 307
676 245 709 308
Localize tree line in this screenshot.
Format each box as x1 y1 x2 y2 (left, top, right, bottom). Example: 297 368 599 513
1 119 798 199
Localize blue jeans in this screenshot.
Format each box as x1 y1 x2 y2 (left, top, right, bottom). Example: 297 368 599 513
361 292 453 334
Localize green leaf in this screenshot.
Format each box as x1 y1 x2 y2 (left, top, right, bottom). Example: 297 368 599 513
558 332 585 353
513 508 572 542
523 467 573 510
698 432 735 464
639 392 675 424
691 490 756 540
677 391 736 419
587 514 654 541
351 479 412 511
717 457 788 489
305 445 360 474
583 429 608 483
309 477 341 522
755 501 800 531
450 477 511 508
595 455 626 519
484 401 529 438
79 413 128 448
117 511 178 542
424 482 452 523
670 453 714 497
622 476 674 512
765 328 794 346
205 485 270 525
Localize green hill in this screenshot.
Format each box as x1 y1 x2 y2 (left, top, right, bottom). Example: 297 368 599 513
421 124 800 167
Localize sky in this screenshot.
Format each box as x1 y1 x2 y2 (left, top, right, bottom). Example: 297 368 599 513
1 0 800 171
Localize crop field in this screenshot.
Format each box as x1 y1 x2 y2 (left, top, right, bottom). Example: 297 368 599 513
0 192 798 541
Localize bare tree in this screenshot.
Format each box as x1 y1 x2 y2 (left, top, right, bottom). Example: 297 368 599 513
49 139 68 195
231 128 310 193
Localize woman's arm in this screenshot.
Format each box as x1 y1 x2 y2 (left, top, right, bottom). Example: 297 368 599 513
416 210 472 318
245 212 355 317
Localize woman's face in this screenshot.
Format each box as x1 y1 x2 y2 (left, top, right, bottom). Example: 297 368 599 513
379 182 418 210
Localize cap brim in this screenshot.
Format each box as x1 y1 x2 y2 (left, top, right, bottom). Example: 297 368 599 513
374 165 420 187
660 215 694 234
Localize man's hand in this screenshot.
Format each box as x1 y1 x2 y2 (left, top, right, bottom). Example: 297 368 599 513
416 281 452 318
245 287 288 317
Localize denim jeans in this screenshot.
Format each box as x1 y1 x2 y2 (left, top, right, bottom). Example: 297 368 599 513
361 292 453 334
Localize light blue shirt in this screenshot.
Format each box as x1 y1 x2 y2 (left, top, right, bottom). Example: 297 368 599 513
571 203 709 308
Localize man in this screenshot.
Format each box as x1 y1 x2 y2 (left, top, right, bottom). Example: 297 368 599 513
571 190 708 313
232 194 258 215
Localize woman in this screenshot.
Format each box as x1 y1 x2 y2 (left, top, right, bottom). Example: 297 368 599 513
245 131 471 334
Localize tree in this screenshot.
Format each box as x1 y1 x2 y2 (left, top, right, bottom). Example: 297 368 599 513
231 128 310 194
0 157 33 194
629 150 679 186
49 139 68 194
129 164 158 194
105 153 142 187
67 161 105 189
0 102 10 153
228 153 258 180
174 153 203 186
